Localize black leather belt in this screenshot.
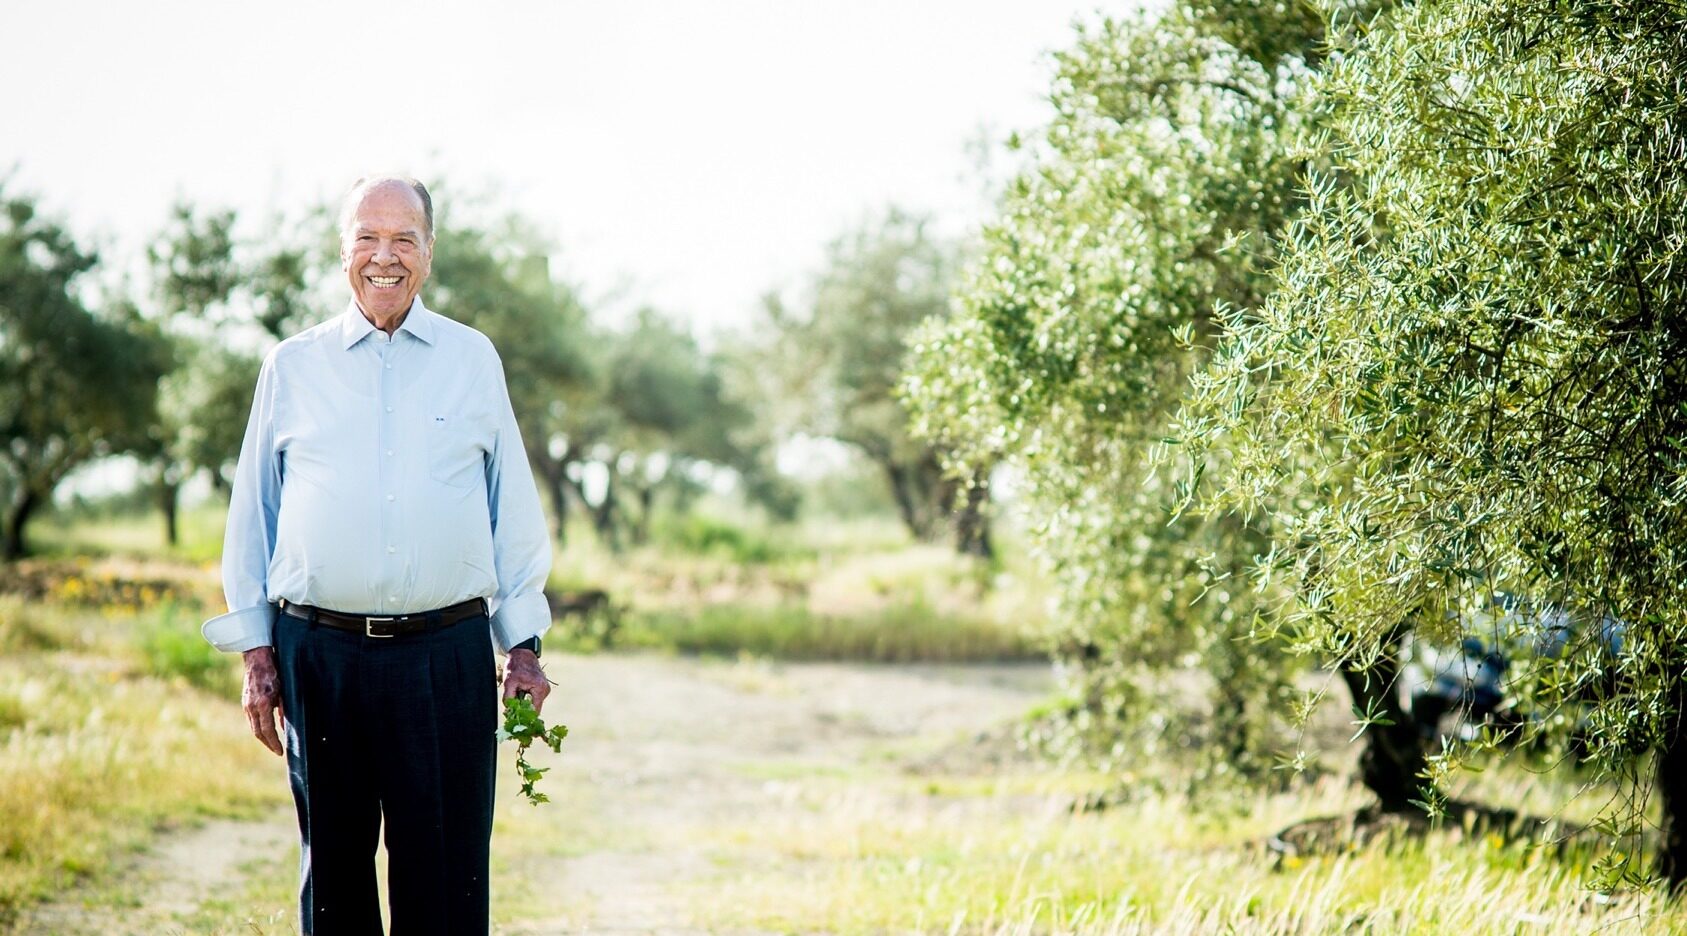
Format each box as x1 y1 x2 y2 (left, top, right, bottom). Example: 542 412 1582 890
278 597 487 638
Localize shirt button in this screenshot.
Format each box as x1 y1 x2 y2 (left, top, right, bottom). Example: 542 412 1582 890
389 595 399 602
387 545 397 554
385 406 393 413
385 363 392 370
386 494 396 502
385 449 394 457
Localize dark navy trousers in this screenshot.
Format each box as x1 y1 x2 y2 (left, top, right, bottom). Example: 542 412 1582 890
275 610 498 936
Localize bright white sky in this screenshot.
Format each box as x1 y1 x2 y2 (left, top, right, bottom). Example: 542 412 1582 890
2 0 1118 335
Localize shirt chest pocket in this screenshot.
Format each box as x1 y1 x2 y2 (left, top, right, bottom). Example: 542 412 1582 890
426 413 493 489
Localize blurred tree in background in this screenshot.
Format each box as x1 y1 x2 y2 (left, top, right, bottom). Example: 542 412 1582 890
247 231 318 342
754 210 992 556
0 186 169 558
600 308 776 546
0 176 867 562
430 211 785 550
146 204 252 545
428 217 594 545
141 203 329 545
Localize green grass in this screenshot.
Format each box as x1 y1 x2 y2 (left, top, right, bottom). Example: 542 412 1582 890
679 764 1685 934
651 511 816 565
166 852 297 935
30 503 226 565
136 601 240 696
548 516 1054 663
621 599 1039 662
0 598 281 931
13 513 1680 932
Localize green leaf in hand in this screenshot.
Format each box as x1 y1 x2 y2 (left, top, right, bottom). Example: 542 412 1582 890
500 695 569 806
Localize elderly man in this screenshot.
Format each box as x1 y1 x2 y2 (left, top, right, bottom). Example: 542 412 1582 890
202 175 553 935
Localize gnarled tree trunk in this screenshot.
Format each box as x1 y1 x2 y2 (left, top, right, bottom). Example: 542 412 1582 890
1338 624 1429 813
159 476 180 547
592 471 621 551
2 486 41 561
952 479 993 560
1657 680 1687 887
532 449 571 546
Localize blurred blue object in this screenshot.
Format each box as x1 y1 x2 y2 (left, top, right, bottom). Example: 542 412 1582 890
1408 592 1623 743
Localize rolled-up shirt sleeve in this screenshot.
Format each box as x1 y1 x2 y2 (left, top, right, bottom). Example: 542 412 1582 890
482 353 553 653
203 353 282 652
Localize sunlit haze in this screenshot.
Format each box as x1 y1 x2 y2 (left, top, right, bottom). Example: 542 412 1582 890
3 1 1113 333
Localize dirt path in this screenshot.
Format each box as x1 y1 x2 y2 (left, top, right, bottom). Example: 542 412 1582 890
22 652 1054 934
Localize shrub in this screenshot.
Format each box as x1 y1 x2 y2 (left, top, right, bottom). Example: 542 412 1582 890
655 514 803 565
137 603 237 696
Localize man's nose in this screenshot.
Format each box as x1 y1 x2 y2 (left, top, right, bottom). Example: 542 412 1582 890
372 240 397 264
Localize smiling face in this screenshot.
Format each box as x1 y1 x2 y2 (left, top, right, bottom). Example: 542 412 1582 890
340 181 433 323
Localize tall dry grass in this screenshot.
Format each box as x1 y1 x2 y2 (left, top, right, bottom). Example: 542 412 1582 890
683 765 1680 934
0 597 281 929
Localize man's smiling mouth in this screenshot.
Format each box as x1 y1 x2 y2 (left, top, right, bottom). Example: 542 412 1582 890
366 275 403 290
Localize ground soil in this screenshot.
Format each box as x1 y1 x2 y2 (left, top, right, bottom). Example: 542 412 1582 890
20 652 1054 935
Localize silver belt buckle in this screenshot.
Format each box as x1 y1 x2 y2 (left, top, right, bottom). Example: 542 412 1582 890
365 616 397 638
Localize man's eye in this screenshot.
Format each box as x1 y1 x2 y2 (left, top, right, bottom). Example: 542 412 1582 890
358 235 374 242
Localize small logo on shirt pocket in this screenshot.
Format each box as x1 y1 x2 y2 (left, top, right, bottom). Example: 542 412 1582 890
427 414 485 489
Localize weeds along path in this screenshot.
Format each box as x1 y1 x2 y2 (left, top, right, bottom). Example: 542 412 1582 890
22 651 1054 934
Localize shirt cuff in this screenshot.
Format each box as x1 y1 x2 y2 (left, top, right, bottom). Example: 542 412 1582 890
489 591 551 654
202 603 276 653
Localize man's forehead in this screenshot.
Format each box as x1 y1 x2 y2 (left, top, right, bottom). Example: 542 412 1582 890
351 185 426 224
351 217 426 236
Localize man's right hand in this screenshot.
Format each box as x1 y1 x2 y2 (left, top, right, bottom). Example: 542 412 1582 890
242 646 286 756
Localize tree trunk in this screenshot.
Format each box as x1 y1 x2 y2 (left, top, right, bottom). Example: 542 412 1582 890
1211 640 1258 771
159 476 180 547
534 451 570 547
879 460 928 541
1656 680 1687 887
631 484 654 546
592 472 621 551
953 480 994 559
1337 625 1429 813
562 473 594 521
2 486 41 561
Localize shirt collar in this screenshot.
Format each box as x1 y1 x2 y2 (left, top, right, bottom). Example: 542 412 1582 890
339 297 437 349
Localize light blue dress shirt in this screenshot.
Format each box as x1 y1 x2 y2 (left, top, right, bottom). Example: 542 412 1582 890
202 297 552 654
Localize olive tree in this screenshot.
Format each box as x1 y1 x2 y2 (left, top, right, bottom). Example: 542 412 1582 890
0 188 169 558
904 4 1327 776
146 203 253 542
759 210 992 556
1182 0 1687 880
430 214 779 548
428 218 594 545
599 308 775 544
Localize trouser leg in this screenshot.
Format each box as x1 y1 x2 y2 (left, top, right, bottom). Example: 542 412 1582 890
276 614 385 936
370 615 499 936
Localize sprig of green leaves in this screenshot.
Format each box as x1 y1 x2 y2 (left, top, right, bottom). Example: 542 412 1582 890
497 695 569 805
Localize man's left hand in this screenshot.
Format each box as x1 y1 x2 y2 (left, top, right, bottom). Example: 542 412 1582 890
501 649 550 714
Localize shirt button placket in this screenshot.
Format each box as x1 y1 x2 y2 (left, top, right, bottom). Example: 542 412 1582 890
377 337 399 613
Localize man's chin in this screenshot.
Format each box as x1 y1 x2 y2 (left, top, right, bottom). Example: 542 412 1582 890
358 294 412 318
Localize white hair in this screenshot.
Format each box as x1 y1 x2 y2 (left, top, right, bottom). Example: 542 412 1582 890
337 175 434 242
